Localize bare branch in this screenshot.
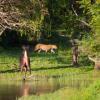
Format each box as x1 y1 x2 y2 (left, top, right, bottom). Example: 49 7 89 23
71 5 78 16
79 20 90 27
70 2 91 28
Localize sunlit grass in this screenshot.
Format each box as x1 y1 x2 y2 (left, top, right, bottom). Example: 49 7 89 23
0 47 93 79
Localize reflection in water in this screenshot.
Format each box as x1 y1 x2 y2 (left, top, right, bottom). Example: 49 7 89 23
20 81 30 96
31 78 60 95
0 71 100 100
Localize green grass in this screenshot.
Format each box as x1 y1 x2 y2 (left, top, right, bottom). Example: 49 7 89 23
1 47 100 100
0 47 93 80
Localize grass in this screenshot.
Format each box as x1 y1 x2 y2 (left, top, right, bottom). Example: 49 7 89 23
1 47 100 100
0 47 93 80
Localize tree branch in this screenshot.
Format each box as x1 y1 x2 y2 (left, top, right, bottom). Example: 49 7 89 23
71 5 78 16
70 2 91 28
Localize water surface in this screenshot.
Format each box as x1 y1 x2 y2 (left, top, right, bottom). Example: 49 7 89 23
0 71 99 100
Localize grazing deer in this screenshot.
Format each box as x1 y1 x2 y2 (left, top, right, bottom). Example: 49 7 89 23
20 45 31 78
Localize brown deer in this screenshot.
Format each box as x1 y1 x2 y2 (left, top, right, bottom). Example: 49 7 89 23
20 45 31 78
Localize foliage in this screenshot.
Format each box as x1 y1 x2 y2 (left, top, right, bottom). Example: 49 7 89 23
0 0 100 57
78 0 100 57
0 0 48 40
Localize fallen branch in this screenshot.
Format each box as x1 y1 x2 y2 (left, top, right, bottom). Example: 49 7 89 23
88 56 100 69
88 56 100 62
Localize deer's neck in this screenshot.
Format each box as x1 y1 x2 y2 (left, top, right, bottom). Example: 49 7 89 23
23 50 27 58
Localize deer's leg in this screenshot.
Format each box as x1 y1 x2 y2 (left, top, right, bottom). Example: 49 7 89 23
28 58 31 74
27 66 31 74
29 67 31 74
38 49 41 53
51 49 55 54
45 49 48 53
23 66 27 80
20 66 23 72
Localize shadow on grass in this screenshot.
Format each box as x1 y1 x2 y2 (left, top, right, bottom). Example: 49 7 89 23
0 69 19 74
0 64 73 74
0 64 93 74
31 64 73 71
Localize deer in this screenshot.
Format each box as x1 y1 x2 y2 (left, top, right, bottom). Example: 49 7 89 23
19 45 31 79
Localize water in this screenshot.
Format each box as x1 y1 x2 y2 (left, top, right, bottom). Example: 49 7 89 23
0 71 99 100
0 79 64 100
